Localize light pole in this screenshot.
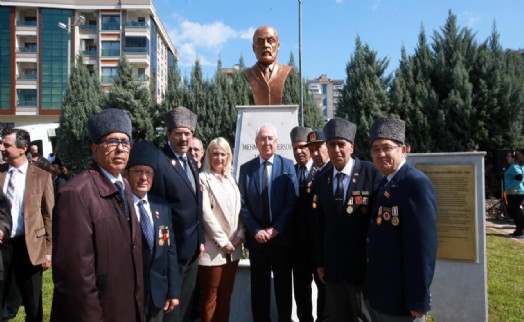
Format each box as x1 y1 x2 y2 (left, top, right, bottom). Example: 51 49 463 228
58 15 85 78
298 0 304 126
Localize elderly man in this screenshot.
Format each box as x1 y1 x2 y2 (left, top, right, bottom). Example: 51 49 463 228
242 26 293 105
239 123 298 322
0 128 53 322
51 108 144 322
289 126 315 322
150 106 204 322
366 118 437 322
188 137 205 171
312 118 382 322
125 141 180 322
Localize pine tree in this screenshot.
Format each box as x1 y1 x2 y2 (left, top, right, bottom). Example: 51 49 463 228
187 59 210 142
106 55 155 141
56 55 103 174
337 36 390 158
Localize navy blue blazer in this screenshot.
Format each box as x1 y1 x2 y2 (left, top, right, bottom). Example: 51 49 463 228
313 158 382 284
142 193 180 309
238 154 299 250
366 163 437 316
150 145 204 260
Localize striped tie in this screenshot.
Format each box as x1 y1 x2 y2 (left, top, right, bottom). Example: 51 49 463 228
6 168 17 202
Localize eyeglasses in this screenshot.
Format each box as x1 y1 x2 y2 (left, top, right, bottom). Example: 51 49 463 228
128 168 154 177
371 145 401 155
99 138 131 151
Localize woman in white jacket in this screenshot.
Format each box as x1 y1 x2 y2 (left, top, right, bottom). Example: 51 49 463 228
198 137 244 322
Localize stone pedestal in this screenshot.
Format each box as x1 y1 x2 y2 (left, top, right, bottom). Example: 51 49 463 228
233 105 298 177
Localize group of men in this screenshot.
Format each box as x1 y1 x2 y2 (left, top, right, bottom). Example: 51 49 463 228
237 117 437 322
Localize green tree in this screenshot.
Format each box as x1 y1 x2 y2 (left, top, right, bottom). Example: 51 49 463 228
187 58 210 143
106 55 155 141
337 36 390 158
56 55 103 174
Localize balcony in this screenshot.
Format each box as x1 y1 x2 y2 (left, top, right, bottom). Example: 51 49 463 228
17 47 37 53
100 49 120 57
82 49 97 56
124 47 148 53
17 20 37 26
101 23 120 31
17 99 37 107
101 75 116 84
134 74 149 81
125 21 147 28
80 24 97 31
17 73 37 80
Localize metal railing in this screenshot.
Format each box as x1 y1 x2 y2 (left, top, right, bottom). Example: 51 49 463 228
82 49 97 56
16 20 37 26
100 75 116 84
101 23 120 31
17 74 37 80
16 47 37 53
16 99 37 106
133 74 149 81
125 21 147 28
124 47 148 53
80 24 97 31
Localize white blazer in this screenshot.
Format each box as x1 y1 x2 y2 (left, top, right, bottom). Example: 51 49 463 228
198 171 244 266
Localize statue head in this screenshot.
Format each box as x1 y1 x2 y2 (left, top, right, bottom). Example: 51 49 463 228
252 26 280 66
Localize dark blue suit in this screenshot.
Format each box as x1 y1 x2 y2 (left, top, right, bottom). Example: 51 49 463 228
366 163 437 317
313 158 381 322
239 154 298 322
140 194 180 319
150 145 204 322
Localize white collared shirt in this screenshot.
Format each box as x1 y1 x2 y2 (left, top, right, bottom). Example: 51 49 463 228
332 158 355 199
132 194 154 228
3 161 29 237
99 165 124 186
385 160 407 183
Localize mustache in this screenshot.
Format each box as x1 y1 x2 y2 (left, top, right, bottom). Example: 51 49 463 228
177 141 188 147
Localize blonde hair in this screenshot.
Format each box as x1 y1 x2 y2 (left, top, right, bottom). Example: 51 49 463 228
203 137 233 175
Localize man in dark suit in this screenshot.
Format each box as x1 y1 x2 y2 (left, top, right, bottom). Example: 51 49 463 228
242 26 293 105
304 130 332 322
312 118 382 322
125 141 180 322
0 128 53 322
52 108 144 322
0 191 12 309
239 123 298 322
150 106 204 322
366 118 437 322
289 126 315 322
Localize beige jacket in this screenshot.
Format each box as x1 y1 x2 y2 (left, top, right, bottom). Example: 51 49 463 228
199 171 244 266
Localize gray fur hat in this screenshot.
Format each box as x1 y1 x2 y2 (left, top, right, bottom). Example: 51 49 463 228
126 141 158 171
164 106 198 132
323 117 357 143
369 117 405 144
290 126 312 143
88 108 132 143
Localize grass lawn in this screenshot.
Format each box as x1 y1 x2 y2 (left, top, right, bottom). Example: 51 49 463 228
11 228 524 321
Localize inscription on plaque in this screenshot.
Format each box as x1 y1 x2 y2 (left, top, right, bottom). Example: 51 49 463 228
416 164 477 261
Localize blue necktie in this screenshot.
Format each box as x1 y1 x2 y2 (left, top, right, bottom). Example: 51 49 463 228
179 156 196 192
138 200 154 251
114 181 130 220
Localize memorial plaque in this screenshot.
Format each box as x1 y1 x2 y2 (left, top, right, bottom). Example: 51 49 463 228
416 164 477 261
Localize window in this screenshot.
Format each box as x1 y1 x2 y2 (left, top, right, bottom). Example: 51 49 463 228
322 84 327 95
101 67 117 83
101 41 120 56
101 15 120 31
124 37 148 53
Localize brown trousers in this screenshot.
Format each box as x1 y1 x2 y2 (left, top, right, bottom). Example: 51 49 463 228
198 259 239 322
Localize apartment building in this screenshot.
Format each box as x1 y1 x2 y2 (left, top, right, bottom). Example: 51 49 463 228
0 0 176 155
308 74 344 121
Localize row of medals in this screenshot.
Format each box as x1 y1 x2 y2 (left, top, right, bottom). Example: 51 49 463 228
376 206 399 226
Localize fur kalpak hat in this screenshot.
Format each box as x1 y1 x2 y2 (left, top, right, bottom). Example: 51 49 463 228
323 117 356 143
164 106 198 132
290 126 312 143
88 108 132 143
369 117 405 144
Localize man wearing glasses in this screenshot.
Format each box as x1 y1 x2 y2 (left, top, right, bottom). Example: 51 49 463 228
366 117 437 322
52 108 144 322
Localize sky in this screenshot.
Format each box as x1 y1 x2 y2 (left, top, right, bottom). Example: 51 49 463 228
154 0 524 81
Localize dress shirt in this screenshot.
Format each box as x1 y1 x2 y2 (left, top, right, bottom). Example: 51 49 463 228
132 194 154 229
332 158 355 202
260 155 275 221
3 161 29 237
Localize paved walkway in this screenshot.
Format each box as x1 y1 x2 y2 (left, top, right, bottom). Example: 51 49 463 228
485 217 524 244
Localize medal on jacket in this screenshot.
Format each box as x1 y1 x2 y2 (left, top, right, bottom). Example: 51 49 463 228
346 197 354 214
312 195 318 209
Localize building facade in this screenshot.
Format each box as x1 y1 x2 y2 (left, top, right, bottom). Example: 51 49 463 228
308 74 344 121
0 0 176 155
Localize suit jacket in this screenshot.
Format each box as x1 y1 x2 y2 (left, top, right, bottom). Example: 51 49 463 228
313 158 382 284
0 192 12 280
198 171 244 266
142 193 180 310
150 145 204 260
366 163 437 316
238 154 298 250
242 62 293 105
0 163 53 265
51 164 144 322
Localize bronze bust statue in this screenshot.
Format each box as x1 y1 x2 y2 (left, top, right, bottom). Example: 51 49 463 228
242 26 293 105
